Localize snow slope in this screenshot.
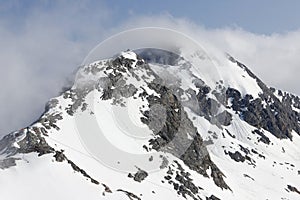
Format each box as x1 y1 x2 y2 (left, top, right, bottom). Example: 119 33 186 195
0 50 299 200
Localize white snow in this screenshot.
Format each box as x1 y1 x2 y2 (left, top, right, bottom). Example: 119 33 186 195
0 51 299 200
121 51 138 61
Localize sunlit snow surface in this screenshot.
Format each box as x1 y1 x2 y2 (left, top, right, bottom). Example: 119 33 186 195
0 35 299 200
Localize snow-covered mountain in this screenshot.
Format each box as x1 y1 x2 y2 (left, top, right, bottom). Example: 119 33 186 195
0 48 299 200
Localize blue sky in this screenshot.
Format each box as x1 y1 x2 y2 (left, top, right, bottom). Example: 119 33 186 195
0 0 300 136
2 0 300 34
105 0 300 34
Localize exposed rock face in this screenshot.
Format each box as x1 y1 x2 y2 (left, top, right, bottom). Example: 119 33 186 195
252 129 270 144
213 111 232 127
0 157 20 169
287 185 300 195
225 86 299 140
193 85 233 128
0 127 55 159
227 151 246 162
142 82 230 190
17 129 54 156
116 189 141 200
225 56 300 140
206 195 221 200
135 48 180 65
163 160 204 199
0 131 23 156
128 168 148 183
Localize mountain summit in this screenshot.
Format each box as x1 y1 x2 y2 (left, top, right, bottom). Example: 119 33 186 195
0 49 299 200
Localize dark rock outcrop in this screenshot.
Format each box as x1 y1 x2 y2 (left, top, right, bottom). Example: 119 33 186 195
206 195 221 200
225 56 300 140
287 185 300 194
129 168 148 183
143 81 230 190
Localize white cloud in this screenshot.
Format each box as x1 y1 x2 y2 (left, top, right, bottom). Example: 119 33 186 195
0 9 299 137
0 0 111 136
118 15 300 95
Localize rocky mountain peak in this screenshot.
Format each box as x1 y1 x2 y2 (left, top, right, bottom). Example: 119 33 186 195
0 49 299 200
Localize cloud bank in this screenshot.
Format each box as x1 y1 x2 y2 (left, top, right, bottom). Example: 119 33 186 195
118 16 300 96
0 2 299 137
